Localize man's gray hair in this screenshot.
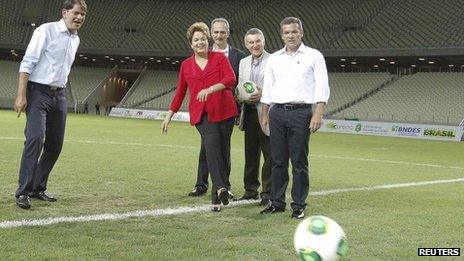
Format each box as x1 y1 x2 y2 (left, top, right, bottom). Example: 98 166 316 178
280 16 303 33
244 28 265 42
211 18 230 31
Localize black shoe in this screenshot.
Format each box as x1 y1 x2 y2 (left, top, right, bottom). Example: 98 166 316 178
259 198 270 206
218 188 229 206
260 204 285 214
31 191 57 202
291 208 305 219
16 195 31 209
188 186 207 197
238 193 259 200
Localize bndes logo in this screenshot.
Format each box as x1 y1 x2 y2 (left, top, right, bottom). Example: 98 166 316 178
391 125 421 136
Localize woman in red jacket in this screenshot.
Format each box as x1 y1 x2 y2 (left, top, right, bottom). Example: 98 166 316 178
161 22 237 212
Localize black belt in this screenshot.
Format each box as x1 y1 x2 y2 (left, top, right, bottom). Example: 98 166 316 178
274 103 311 110
49 86 62 91
29 81 64 91
244 103 257 110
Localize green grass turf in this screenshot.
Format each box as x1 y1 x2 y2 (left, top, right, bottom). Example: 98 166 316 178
0 110 463 260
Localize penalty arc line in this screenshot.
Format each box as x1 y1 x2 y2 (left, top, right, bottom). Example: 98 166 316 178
1 177 463 229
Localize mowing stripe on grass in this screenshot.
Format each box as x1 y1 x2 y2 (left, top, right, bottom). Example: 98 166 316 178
313 155 464 171
1 177 463 229
1 136 463 171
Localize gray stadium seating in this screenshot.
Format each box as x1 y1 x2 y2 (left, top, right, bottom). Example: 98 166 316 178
68 66 111 103
333 72 464 125
136 89 189 112
123 70 178 107
0 61 20 99
3 0 464 51
326 72 393 113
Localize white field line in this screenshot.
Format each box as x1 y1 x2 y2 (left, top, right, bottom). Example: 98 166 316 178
1 136 463 171
1 177 463 229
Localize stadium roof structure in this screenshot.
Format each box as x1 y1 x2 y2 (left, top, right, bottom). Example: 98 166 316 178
2 48 464 72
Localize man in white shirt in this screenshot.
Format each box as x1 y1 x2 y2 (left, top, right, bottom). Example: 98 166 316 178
260 17 330 219
13 0 87 209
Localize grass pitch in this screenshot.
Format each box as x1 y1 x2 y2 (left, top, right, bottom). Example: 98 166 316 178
0 110 463 260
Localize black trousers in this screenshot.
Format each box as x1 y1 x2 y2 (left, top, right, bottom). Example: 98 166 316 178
16 82 67 197
195 142 209 188
269 104 312 210
195 115 235 204
243 106 271 199
195 128 233 190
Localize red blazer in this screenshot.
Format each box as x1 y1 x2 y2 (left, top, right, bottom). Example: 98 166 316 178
170 51 238 125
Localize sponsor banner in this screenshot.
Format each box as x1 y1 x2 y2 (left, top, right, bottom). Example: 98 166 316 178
109 109 463 142
321 119 463 142
109 108 190 122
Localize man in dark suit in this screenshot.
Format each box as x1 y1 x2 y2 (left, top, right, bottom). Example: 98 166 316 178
188 17 246 197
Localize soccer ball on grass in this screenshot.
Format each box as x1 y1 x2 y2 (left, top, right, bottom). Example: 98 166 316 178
294 215 348 261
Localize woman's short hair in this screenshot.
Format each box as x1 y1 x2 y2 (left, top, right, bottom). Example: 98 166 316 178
186 22 210 43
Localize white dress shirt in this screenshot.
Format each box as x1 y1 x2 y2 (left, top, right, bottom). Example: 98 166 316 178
261 43 330 105
250 52 266 87
19 19 80 88
212 44 229 57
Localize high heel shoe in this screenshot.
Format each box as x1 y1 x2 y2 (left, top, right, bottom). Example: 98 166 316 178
211 204 221 212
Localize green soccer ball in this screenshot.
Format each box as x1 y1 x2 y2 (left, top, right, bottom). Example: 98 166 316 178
243 81 255 93
294 216 348 261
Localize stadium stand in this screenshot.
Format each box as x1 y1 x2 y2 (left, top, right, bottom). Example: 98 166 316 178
326 72 393 113
3 0 464 52
333 72 464 125
68 66 112 103
130 72 396 115
0 61 19 99
1 0 463 127
122 70 178 107
136 90 189 112
330 0 463 49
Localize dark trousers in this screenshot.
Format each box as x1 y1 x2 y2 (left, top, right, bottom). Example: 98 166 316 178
269 105 312 210
16 82 67 197
195 142 209 188
195 127 233 191
243 106 271 199
195 115 235 204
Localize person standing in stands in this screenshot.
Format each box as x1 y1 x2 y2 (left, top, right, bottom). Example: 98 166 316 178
259 17 330 219
188 17 246 198
13 0 87 209
236 28 272 206
95 102 100 115
83 101 89 113
162 22 237 212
